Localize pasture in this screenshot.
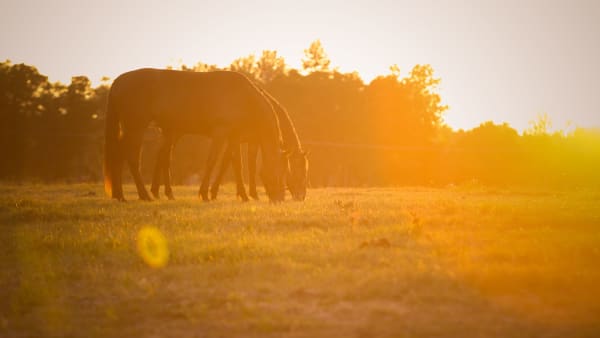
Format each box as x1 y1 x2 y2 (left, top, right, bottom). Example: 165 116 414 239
1 183 599 337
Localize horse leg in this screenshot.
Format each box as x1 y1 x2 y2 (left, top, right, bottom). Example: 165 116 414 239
248 143 259 200
199 134 226 202
210 142 232 200
150 138 167 199
230 138 249 202
124 130 152 201
163 135 176 200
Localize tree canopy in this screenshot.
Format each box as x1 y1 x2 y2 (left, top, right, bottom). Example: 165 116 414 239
0 40 598 187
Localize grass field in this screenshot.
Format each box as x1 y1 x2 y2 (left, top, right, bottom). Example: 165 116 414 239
1 183 600 337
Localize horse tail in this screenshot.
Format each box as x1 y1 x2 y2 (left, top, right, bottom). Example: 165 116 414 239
103 91 121 198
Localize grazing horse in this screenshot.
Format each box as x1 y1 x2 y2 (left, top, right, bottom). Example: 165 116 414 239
103 68 285 202
209 89 308 201
150 87 308 201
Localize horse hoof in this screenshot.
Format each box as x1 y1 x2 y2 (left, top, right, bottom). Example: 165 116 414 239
151 190 160 199
199 191 210 202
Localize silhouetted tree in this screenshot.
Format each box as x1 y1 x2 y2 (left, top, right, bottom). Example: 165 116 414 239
229 54 258 80
302 40 331 73
190 62 220 73
366 64 447 146
256 50 286 84
2 53 599 188
0 61 48 178
525 112 553 136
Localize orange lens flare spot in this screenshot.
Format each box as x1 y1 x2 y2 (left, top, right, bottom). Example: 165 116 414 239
137 226 169 268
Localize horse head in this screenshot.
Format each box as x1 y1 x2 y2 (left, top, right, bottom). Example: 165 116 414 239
286 149 309 201
260 148 287 202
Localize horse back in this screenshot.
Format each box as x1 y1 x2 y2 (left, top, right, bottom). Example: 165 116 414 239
109 69 269 134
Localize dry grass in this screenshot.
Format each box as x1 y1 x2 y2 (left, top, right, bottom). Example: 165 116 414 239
1 183 599 337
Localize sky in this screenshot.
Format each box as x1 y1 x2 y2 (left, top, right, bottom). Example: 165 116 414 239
2 0 599 132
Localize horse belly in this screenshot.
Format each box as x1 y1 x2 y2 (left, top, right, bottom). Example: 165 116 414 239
149 80 255 136
152 100 219 135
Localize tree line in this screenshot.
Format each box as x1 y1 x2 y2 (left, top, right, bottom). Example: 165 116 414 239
1 40 599 188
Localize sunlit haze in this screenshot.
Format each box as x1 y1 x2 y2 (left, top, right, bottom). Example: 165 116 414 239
2 0 599 132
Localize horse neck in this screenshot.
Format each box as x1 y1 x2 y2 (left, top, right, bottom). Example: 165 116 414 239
254 99 283 153
267 98 301 152
278 110 302 152
254 85 302 152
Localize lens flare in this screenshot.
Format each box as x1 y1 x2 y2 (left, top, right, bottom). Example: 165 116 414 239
136 226 169 268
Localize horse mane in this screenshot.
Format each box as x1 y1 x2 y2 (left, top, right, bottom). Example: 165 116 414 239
255 85 302 153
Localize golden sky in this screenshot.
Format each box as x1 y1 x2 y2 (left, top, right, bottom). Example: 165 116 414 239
2 0 599 132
